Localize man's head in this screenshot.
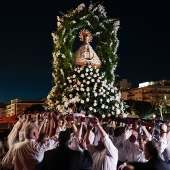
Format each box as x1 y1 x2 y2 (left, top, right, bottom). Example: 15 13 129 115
59 131 72 146
144 141 159 160
25 123 39 140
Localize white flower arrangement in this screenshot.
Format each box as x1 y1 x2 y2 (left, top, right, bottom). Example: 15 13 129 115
44 2 127 116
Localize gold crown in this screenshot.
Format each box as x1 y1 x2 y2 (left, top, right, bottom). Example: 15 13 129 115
79 29 93 43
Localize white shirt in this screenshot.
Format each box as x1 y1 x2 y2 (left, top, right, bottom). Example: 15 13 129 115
2 135 58 170
88 135 118 170
7 121 20 149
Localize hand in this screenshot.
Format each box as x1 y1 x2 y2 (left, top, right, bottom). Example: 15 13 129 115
161 123 167 132
79 139 87 150
118 164 126 170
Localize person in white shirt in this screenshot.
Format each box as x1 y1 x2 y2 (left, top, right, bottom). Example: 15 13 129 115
2 123 58 170
86 117 118 170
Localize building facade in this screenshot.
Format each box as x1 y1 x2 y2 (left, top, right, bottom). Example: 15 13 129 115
3 98 45 117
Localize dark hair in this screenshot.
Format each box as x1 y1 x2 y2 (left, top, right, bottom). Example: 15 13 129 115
145 141 159 157
59 131 71 146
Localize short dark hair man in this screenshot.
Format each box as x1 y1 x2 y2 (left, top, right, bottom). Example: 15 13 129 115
40 130 93 170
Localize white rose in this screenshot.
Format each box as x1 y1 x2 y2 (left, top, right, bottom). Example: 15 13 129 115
91 79 95 82
89 107 93 111
94 93 97 97
86 87 90 91
86 98 89 102
81 100 84 104
116 109 121 115
80 74 84 78
102 114 105 118
90 72 93 75
107 113 111 117
85 73 88 76
93 103 97 106
101 104 105 108
86 81 90 85
73 74 76 78
106 99 110 103
69 80 72 83
86 68 89 72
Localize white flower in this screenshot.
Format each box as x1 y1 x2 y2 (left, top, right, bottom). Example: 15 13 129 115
76 87 79 91
89 107 93 111
116 109 121 115
90 72 93 75
86 68 89 72
106 99 110 103
86 81 90 85
96 69 99 73
87 76 91 79
101 104 105 109
105 105 108 109
86 98 89 102
102 114 105 118
69 80 72 83
93 103 97 106
80 74 84 78
80 88 84 91
107 113 111 117
81 100 84 104
91 79 95 82
94 93 97 97
94 109 96 112
111 89 114 93
73 74 76 78
72 20 76 24
81 84 84 87
87 92 90 96
94 74 97 77
69 94 73 98
74 68 77 71
86 87 90 91
85 73 88 76
64 83 67 86
97 79 100 83
100 98 103 102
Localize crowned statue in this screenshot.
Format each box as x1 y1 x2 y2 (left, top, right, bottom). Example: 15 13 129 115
74 29 101 68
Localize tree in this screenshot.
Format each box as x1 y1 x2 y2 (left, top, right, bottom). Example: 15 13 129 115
150 94 170 120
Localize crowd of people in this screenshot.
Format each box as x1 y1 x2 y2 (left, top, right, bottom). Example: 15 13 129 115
0 111 170 170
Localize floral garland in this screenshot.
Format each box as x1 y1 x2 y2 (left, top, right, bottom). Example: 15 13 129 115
45 2 127 117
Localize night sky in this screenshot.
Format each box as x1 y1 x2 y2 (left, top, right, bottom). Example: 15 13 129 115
0 0 170 103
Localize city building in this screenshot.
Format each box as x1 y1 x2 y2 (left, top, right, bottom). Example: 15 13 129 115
114 79 132 100
3 98 46 117
127 79 170 102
